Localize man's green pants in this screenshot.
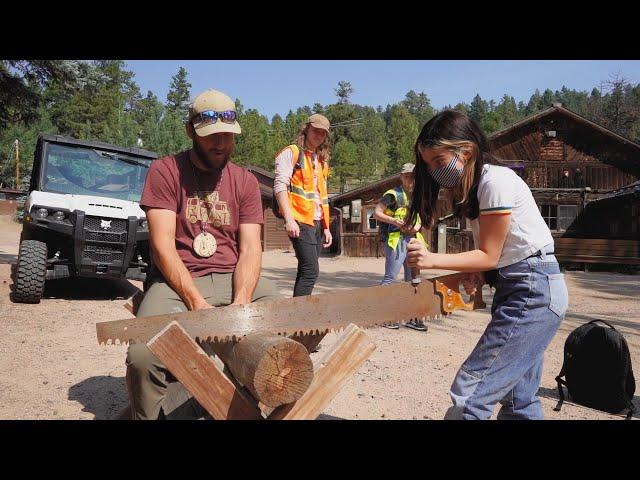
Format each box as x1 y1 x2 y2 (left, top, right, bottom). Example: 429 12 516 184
125 273 280 420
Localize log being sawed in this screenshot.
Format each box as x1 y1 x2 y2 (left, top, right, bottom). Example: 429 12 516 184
220 332 314 408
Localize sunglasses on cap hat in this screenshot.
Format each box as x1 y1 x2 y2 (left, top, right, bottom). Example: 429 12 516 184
192 110 237 125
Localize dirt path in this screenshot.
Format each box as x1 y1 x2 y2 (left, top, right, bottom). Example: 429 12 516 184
1 216 638 420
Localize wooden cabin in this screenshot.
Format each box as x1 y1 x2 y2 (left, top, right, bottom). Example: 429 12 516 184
245 165 293 252
443 104 640 266
329 174 401 257
0 187 25 216
330 104 640 266
554 180 640 267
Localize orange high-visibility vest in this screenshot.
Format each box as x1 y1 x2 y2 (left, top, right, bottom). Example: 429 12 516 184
276 144 330 228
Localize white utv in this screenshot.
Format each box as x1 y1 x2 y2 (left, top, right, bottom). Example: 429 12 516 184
13 134 156 303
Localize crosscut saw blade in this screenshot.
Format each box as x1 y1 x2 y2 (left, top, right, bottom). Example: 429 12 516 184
96 272 483 346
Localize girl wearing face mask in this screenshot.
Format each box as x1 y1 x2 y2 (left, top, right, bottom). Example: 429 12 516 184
406 110 568 420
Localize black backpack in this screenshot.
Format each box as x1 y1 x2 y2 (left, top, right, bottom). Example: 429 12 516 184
271 145 305 219
555 319 635 419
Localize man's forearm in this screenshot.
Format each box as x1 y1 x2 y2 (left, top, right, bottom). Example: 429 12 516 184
153 246 206 310
276 191 295 222
374 206 398 225
376 213 398 225
232 247 261 304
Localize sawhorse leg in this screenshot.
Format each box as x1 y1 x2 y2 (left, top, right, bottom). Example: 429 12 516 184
145 321 376 420
146 321 262 420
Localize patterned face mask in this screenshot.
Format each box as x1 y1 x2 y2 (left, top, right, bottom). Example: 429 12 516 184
429 154 464 188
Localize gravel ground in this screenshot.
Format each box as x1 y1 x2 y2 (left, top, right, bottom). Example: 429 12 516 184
1 215 638 420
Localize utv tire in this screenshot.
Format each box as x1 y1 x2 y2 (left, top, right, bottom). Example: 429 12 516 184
13 240 47 303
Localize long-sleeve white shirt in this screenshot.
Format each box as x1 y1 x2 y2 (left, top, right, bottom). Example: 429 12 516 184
274 147 323 221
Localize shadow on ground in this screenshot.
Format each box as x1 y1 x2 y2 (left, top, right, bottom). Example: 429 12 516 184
7 262 140 302
43 277 139 301
537 386 640 420
261 267 382 292
68 375 129 420
70 375 346 420
0 251 17 265
569 272 639 298
560 313 640 337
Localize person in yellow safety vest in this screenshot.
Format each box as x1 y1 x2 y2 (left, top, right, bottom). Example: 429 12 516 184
274 113 332 298
374 162 429 331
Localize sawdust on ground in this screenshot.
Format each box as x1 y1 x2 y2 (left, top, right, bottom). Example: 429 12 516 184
1 214 638 420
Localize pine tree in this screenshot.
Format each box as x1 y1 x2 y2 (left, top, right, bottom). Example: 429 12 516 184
401 90 435 129
385 105 418 175
335 81 354 104
166 67 192 118
469 94 489 126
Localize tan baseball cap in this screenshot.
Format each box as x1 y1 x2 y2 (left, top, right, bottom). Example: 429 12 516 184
401 163 415 174
308 113 330 132
188 89 241 137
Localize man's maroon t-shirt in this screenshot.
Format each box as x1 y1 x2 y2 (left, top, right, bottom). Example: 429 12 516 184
140 150 264 277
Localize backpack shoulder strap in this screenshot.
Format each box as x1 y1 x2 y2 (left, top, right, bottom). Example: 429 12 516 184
289 144 305 170
275 145 304 169
554 372 568 412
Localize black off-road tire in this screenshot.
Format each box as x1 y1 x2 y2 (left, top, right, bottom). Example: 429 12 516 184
13 240 48 304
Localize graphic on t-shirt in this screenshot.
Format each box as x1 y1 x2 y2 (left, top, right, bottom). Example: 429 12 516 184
186 190 231 228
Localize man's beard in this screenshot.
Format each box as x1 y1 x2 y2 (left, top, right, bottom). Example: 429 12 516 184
192 139 230 172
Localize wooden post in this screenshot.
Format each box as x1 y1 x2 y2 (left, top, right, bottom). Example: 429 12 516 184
14 140 19 190
146 321 262 420
268 324 376 420
224 333 314 408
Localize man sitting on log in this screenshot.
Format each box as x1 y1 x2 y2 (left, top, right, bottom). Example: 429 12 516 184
125 88 280 420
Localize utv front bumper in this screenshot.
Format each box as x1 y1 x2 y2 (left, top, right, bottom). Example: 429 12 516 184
23 207 148 281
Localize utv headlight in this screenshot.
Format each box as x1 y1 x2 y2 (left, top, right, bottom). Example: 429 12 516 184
35 208 49 218
52 211 66 221
139 220 148 230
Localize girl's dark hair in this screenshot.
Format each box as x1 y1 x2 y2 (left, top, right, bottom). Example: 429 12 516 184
406 110 503 231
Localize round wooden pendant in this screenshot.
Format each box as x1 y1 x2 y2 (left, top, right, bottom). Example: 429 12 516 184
193 232 217 257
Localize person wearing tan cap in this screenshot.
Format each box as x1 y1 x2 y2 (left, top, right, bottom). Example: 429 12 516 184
273 113 332 298
124 88 280 420
374 162 428 331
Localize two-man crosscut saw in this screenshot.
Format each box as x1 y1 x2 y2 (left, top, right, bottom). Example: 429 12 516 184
96 271 486 347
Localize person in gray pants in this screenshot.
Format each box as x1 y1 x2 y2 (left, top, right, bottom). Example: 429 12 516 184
124 88 280 420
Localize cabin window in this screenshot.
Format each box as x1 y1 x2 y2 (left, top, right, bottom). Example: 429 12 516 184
557 205 578 231
447 217 461 230
363 206 378 232
610 222 619 236
539 204 558 230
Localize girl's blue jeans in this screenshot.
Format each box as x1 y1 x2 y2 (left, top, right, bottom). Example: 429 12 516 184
445 244 568 420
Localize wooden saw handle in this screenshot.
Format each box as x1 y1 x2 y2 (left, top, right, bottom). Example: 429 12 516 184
410 267 421 287
434 272 487 314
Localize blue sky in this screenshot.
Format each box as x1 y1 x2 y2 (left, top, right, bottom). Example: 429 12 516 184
125 60 640 120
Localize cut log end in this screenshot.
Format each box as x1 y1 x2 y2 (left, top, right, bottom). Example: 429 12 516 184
253 342 314 406
226 333 314 408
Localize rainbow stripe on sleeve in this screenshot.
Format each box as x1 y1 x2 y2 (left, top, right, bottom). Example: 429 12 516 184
480 206 513 215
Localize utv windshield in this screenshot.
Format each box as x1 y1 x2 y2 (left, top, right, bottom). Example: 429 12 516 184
42 143 153 202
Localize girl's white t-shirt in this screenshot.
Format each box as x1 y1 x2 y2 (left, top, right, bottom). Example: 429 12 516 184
469 164 553 268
